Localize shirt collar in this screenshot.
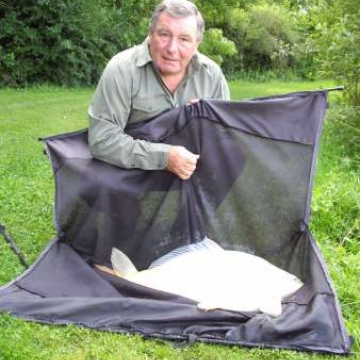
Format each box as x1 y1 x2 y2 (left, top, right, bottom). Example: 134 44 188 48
135 38 153 67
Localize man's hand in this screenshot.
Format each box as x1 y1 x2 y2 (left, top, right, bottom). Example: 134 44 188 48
188 98 199 105
167 146 199 180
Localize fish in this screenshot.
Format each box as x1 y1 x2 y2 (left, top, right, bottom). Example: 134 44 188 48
108 238 304 317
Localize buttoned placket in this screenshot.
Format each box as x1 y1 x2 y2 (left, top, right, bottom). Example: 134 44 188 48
151 56 198 110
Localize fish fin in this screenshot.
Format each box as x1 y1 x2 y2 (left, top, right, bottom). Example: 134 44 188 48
149 237 223 268
111 247 138 277
94 264 121 277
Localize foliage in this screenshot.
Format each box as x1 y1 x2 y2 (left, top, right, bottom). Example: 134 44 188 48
0 0 121 86
0 0 239 87
301 0 360 105
105 0 156 48
0 0 314 86
221 3 298 75
0 0 359 101
194 0 239 27
199 28 237 66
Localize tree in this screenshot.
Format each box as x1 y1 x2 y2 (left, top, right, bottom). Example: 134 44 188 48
306 0 360 105
0 0 238 86
199 28 237 66
221 3 298 74
0 0 120 86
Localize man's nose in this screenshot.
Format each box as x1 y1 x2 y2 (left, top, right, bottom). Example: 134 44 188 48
167 37 179 53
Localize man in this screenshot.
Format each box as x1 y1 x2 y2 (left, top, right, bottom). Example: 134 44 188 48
88 0 230 180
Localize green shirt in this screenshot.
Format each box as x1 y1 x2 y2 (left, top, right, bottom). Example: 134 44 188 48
88 39 230 170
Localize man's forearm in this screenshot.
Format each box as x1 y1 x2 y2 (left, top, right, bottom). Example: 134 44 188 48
88 116 171 170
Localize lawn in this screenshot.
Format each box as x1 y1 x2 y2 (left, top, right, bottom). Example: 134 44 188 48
0 80 358 360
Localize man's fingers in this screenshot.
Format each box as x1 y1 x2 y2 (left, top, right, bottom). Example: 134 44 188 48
178 167 195 180
186 154 200 164
184 158 198 169
188 98 200 105
167 146 200 180
176 163 196 180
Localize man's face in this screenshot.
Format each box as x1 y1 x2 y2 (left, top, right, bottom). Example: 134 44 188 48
149 12 199 78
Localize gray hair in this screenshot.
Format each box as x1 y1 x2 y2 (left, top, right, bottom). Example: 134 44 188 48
149 0 205 42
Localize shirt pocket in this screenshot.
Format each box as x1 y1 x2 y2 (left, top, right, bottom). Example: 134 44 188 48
130 94 170 123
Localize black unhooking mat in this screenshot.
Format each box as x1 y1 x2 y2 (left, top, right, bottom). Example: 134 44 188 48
0 91 352 354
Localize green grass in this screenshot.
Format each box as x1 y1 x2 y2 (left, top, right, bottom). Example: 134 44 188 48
229 79 339 100
0 81 359 359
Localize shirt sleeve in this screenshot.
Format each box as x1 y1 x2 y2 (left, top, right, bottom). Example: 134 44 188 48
212 67 231 101
88 57 171 170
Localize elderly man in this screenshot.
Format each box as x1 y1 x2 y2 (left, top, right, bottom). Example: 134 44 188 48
88 0 230 180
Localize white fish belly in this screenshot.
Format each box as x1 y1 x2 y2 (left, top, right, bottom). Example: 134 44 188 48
126 250 303 317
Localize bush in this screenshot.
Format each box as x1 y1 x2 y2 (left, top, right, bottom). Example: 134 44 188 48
0 0 240 87
199 28 237 66
304 0 360 105
0 0 121 87
222 4 298 75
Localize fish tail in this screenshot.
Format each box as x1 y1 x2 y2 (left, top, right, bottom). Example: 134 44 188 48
111 247 138 277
